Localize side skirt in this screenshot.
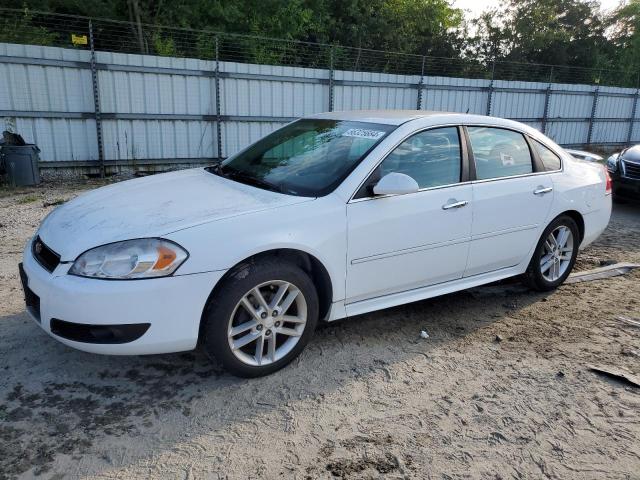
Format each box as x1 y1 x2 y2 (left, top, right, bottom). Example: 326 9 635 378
327 264 527 321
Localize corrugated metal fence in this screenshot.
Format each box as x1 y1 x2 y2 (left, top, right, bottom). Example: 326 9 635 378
2 40 640 171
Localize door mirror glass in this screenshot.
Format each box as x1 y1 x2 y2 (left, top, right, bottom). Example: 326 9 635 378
373 172 420 196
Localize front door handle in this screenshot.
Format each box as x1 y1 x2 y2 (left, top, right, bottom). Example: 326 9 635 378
442 200 469 210
533 186 553 195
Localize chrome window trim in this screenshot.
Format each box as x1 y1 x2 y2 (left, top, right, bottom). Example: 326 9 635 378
470 170 560 185
463 123 564 171
349 180 473 203
348 122 563 203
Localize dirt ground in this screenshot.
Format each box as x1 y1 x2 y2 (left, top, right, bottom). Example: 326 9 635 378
1 181 639 480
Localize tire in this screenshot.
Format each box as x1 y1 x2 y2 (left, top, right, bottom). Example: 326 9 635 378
522 215 580 292
201 259 319 377
612 195 627 204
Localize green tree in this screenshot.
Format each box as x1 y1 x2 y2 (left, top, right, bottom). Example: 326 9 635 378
608 0 640 72
469 0 611 74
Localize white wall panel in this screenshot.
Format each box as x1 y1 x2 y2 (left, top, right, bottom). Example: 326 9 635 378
596 93 634 119
422 76 488 114
546 121 589 145
2 42 639 166
101 119 216 161
591 121 629 144
493 80 547 119
333 70 418 111
14 117 97 162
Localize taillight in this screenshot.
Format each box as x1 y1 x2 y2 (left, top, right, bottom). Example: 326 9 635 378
604 166 612 194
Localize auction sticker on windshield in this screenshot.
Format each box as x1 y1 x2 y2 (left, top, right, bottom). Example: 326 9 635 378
342 128 387 140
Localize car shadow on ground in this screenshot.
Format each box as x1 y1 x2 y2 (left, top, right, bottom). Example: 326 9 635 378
0 280 549 477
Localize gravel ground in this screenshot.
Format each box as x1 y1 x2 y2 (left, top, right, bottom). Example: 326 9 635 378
0 181 639 480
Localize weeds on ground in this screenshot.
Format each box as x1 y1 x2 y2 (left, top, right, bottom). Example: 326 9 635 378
16 195 39 204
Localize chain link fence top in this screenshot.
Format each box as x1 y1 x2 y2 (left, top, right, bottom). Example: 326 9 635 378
1 7 638 89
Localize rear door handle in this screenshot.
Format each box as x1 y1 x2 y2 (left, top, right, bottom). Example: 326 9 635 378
442 200 468 210
533 186 553 195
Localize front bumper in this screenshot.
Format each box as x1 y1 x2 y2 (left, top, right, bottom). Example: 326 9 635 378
612 174 640 200
21 238 226 355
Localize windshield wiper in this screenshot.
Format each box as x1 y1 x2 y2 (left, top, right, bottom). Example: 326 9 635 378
223 169 283 194
206 162 226 177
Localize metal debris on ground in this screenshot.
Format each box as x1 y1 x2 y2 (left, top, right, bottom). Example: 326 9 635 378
588 365 640 388
616 315 640 328
566 263 640 284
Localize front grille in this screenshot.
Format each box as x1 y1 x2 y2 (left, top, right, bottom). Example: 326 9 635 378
623 160 640 180
32 236 60 273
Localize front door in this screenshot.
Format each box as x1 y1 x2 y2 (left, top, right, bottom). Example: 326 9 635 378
346 126 472 303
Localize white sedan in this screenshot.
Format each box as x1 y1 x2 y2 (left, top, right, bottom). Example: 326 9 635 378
21 111 612 377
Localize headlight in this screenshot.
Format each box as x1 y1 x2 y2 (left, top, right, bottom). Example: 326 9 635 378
69 238 188 279
607 154 619 173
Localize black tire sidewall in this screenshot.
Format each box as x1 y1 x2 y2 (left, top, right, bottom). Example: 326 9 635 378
202 260 319 377
527 215 580 291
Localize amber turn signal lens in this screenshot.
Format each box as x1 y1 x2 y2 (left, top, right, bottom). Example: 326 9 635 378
153 245 177 270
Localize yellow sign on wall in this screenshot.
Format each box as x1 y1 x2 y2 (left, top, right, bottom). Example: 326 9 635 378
71 34 88 46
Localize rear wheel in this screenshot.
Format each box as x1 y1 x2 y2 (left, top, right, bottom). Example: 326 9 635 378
522 215 579 291
201 260 318 377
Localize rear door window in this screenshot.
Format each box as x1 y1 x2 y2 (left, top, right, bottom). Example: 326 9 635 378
467 127 534 180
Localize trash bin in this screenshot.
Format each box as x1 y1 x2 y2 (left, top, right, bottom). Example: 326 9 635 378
1 144 41 186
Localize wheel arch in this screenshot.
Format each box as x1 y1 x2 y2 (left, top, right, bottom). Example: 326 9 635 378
198 248 334 343
558 209 585 244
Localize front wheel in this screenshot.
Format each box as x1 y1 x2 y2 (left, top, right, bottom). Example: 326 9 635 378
522 215 580 292
201 260 319 377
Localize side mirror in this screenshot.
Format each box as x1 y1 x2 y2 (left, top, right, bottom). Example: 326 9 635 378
373 172 419 196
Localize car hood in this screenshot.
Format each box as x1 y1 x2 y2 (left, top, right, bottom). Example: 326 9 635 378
37 168 312 261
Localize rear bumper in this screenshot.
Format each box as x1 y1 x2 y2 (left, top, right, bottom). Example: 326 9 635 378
21 238 226 355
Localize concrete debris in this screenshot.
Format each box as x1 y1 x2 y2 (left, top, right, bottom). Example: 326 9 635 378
588 364 640 388
566 263 640 284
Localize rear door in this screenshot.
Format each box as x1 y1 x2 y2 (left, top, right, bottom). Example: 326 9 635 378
465 126 554 276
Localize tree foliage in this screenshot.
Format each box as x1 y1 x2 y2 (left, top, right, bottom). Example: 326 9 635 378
3 0 640 83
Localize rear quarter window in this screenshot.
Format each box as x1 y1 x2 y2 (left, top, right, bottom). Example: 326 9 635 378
533 140 562 171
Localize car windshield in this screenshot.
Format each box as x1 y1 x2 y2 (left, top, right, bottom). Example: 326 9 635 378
208 119 396 197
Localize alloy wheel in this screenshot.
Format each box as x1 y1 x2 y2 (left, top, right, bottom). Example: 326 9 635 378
540 225 574 282
227 280 307 366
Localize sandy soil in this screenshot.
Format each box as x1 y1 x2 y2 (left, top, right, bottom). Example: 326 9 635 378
0 182 639 480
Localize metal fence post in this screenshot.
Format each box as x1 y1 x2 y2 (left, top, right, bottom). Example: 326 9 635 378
328 46 335 112
486 60 496 116
416 55 426 110
214 36 223 161
626 73 639 146
586 82 600 145
88 20 105 177
541 67 553 134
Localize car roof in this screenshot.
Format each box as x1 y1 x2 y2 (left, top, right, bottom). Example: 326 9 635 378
306 109 533 130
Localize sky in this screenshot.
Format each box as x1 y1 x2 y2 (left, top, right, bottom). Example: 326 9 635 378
454 0 624 19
